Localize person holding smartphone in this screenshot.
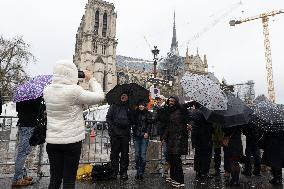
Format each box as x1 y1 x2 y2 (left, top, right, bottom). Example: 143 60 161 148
43 60 104 189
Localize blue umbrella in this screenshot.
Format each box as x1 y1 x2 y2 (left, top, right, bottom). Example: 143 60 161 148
13 75 52 102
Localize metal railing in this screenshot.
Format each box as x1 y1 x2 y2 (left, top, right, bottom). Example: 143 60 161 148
0 116 194 177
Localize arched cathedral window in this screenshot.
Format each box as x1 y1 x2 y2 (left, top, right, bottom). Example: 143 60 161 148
102 13 107 37
93 42 98 53
94 10 99 35
102 45 107 55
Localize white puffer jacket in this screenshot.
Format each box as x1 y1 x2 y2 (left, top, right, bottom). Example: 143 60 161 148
43 61 104 144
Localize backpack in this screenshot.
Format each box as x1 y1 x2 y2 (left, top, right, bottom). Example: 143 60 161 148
91 162 114 181
29 100 47 146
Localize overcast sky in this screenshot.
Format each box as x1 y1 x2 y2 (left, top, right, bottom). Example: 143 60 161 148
0 0 283 103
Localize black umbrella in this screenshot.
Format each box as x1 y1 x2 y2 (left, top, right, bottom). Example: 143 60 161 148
200 93 253 127
106 83 150 109
249 101 284 132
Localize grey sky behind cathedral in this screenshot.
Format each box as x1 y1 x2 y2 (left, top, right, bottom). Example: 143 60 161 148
0 0 284 103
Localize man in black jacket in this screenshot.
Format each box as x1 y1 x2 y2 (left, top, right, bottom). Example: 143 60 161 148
12 97 42 186
106 92 133 180
189 101 214 180
242 124 261 176
162 96 189 187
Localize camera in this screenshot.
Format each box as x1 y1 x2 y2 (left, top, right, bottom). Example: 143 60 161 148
78 70 85 78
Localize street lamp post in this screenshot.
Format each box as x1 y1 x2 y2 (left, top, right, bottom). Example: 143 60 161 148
151 46 160 78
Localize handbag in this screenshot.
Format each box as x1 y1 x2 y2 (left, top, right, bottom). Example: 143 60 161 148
29 100 47 146
92 162 114 181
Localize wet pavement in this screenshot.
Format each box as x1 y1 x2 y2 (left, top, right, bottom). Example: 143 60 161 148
1 168 283 189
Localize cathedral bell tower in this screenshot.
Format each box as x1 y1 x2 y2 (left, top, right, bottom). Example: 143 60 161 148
74 0 118 92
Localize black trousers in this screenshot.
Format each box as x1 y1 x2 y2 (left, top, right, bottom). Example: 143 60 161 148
223 147 231 173
194 147 212 175
110 136 130 175
168 154 184 184
46 141 82 189
244 140 261 173
214 147 221 172
229 156 241 183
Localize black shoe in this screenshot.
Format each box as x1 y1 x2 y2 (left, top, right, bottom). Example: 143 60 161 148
135 174 143 180
120 172 128 180
229 180 240 187
241 170 252 176
211 171 221 177
135 174 141 180
269 178 283 185
195 172 202 180
202 174 213 179
110 174 117 180
252 170 261 176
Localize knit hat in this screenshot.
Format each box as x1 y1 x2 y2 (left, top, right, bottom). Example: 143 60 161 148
137 100 146 107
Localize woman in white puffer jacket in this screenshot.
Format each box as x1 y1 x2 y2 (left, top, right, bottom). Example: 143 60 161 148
43 60 104 189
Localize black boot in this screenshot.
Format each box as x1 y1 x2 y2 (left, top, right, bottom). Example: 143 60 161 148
230 162 240 186
110 173 117 179
269 169 282 185
201 173 213 179
195 172 202 180
120 172 128 180
269 178 282 185
230 171 240 186
211 169 221 176
241 169 252 177
252 165 261 176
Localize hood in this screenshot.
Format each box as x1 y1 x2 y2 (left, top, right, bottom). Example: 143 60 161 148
166 96 180 105
52 60 78 85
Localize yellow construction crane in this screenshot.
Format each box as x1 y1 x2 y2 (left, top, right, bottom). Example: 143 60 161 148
229 9 284 103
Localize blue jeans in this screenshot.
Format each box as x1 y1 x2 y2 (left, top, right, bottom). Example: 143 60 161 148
133 136 149 175
13 127 34 181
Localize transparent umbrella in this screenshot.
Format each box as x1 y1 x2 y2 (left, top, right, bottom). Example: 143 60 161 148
181 72 227 110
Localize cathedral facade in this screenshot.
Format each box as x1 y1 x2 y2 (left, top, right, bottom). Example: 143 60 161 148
74 0 209 97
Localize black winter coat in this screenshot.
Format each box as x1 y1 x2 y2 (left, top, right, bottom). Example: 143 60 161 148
106 103 133 137
190 109 213 150
153 106 168 139
223 126 243 158
162 105 189 155
132 109 152 137
16 97 42 127
262 131 284 168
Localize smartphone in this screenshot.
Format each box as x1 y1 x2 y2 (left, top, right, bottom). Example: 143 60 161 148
78 71 85 78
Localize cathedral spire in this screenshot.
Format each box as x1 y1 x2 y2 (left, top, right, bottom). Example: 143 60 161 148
170 11 179 55
185 47 190 64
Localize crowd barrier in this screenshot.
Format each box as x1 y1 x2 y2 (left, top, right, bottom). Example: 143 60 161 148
0 116 194 177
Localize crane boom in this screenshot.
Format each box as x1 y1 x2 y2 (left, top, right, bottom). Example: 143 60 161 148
229 10 284 103
229 9 284 26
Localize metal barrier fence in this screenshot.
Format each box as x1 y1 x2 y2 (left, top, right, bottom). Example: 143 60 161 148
0 116 194 177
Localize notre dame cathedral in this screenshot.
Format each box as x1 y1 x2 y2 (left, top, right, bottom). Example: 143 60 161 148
74 0 209 98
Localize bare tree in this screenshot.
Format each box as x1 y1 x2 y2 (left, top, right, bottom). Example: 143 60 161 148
0 36 35 98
